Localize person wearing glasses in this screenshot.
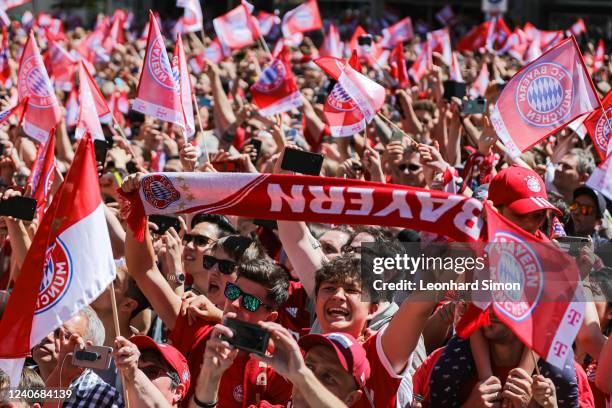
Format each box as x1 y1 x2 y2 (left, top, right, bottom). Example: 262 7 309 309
568 186 610 248
113 335 190 408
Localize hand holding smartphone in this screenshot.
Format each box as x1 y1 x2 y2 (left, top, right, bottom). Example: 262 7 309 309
222 318 270 356
0 196 37 221
280 148 324 176
72 345 113 370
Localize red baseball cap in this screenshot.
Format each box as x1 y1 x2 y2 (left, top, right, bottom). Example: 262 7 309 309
298 332 370 388
488 165 561 216
131 336 190 397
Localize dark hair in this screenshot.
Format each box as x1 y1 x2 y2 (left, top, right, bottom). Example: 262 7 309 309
315 253 381 304
0 367 45 405
348 226 394 245
412 100 436 115
190 213 237 236
237 259 290 308
211 235 264 263
124 273 150 319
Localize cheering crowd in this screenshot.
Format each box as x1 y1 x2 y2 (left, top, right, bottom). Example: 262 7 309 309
0 0 610 407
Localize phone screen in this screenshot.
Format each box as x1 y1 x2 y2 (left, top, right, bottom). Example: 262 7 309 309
281 148 323 176
0 196 37 221
223 318 270 355
149 215 181 235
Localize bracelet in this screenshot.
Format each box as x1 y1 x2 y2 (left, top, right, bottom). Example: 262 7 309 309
193 395 217 408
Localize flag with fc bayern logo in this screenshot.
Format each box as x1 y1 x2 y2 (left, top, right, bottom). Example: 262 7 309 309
491 36 601 158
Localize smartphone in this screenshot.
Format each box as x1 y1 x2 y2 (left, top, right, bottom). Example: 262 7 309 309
0 144 5 156
212 160 238 172
358 34 373 47
72 345 113 370
149 215 181 235
443 80 467 100
462 97 487 115
222 318 270 356
245 138 262 164
281 148 324 176
556 236 591 256
94 139 110 167
391 129 404 142
253 218 278 230
0 196 36 221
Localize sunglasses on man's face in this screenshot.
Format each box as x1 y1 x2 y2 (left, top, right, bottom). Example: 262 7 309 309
183 233 214 247
570 202 595 216
203 255 236 275
399 163 421 172
139 365 172 380
224 282 272 312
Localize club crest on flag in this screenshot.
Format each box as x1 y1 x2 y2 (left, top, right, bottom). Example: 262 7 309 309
488 231 544 322
593 107 612 153
19 57 57 109
293 8 315 29
142 174 181 209
35 239 72 315
251 59 286 93
327 83 357 112
515 62 574 128
147 35 177 91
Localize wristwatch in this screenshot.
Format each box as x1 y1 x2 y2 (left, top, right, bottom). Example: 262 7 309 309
193 395 217 408
168 272 185 285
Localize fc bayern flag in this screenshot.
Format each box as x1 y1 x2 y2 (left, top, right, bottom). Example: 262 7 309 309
491 37 601 158
176 0 203 34
583 90 612 160
587 152 612 201
458 205 585 369
0 26 11 88
133 11 183 127
379 17 414 49
76 61 109 140
429 27 451 66
470 64 489 98
251 47 302 117
592 39 605 72
45 39 77 91
29 128 55 220
0 0 30 10
281 0 322 38
64 87 78 127
257 11 280 37
457 20 490 52
0 136 115 386
213 1 260 54
17 31 62 144
319 23 342 58
173 34 195 138
389 43 409 89
408 36 432 83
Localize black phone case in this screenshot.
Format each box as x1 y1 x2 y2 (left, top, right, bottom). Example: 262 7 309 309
0 196 37 221
223 318 270 356
281 148 324 176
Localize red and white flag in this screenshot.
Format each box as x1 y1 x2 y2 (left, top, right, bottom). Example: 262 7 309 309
540 30 564 51
583 90 612 160
568 18 586 37
500 28 529 62
190 38 227 73
213 1 260 54
0 100 25 127
176 0 203 34
257 11 280 37
0 136 116 386
449 51 464 82
337 59 385 123
281 0 322 38
251 47 302 117
379 16 413 49
348 26 384 66
173 34 195 138
0 27 11 88
435 5 456 26
408 36 432 83
457 21 491 52
429 27 451 66
524 31 542 62
18 31 61 144
592 39 605 72
0 0 30 10
133 12 183 126
45 39 77 91
105 90 128 128
64 87 78 127
29 128 55 219
588 151 612 201
458 205 585 369
469 64 489 98
389 43 409 89
102 11 127 53
76 61 110 141
319 23 342 58
491 37 600 158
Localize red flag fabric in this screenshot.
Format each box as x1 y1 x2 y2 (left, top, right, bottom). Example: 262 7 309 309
76 61 109 140
17 31 61 144
379 17 413 49
257 11 280 37
0 0 30 10
466 205 585 369
176 0 203 34
587 152 612 201
408 36 432 83
457 21 491 52
540 30 564 51
583 90 612 160
500 28 529 62
569 18 586 37
491 37 600 158
0 136 116 386
281 0 322 38
389 43 409 89
29 128 55 220
435 5 456 26
45 39 77 91
173 34 195 138
319 23 342 58
429 27 451 66
0 27 11 88
449 51 464 82
213 1 260 54
349 26 383 66
189 38 226 74
251 47 302 117
592 39 605 72
0 100 25 127
64 87 78 127
469 64 489 98
133 12 183 126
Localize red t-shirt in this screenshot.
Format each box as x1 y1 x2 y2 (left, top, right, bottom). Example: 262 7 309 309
412 347 595 407
354 327 413 408
169 314 292 407
276 281 311 338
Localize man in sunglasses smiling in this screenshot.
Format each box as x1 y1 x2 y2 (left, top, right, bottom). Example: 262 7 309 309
569 186 609 247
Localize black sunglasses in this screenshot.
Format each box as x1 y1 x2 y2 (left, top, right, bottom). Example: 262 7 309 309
183 233 214 247
140 365 172 380
224 282 272 312
399 163 421 172
203 255 237 275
